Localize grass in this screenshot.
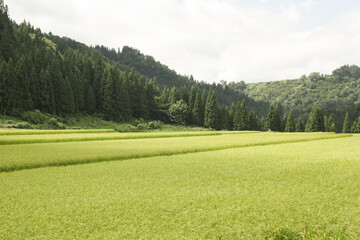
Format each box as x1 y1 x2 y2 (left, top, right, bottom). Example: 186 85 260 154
0 112 134 130
0 128 116 135
0 132 349 172
0 134 359 239
0 113 211 132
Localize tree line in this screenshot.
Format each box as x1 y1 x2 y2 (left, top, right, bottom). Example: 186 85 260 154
163 87 360 133
264 105 360 133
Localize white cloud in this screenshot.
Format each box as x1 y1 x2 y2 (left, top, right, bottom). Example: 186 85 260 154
280 3 301 23
300 0 320 12
5 0 360 83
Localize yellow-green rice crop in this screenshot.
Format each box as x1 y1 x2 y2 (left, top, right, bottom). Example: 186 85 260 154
0 132 349 172
0 131 225 145
0 130 260 145
0 135 359 239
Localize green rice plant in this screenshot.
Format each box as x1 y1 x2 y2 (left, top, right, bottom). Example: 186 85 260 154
0 131 259 145
0 132 349 172
0 131 225 145
0 135 359 239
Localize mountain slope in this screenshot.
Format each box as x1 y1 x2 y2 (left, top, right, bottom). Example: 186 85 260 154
94 45 270 117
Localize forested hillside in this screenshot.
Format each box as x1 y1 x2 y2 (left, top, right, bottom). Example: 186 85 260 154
229 66 360 131
0 11 158 121
0 0 268 131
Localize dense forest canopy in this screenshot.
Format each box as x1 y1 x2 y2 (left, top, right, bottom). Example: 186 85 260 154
233 66 360 132
243 66 360 112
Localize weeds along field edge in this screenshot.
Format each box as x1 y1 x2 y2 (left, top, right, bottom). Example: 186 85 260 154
0 128 116 135
0 131 260 145
1 135 360 239
0 133 351 172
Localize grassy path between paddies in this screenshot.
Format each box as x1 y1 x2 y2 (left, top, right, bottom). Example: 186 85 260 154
1 135 360 239
0 128 116 135
0 131 259 145
0 132 351 172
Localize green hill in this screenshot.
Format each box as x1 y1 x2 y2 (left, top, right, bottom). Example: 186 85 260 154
229 65 360 131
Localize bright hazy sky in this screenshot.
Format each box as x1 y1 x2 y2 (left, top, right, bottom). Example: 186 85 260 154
6 0 360 83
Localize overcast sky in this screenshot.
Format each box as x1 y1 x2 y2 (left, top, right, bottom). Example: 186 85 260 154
6 0 360 83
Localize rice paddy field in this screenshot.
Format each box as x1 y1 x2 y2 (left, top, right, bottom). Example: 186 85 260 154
0 130 359 239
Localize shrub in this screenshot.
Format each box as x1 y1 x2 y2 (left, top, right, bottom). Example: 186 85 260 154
148 121 163 130
115 124 137 132
168 100 188 125
47 118 66 129
22 110 49 124
136 123 148 131
11 122 32 129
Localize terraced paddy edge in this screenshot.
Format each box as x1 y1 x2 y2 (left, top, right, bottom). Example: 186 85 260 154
1 136 360 239
0 131 259 145
0 133 350 172
0 128 116 135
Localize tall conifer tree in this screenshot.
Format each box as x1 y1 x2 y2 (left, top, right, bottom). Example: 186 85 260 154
248 110 259 130
93 57 105 111
199 90 207 127
273 106 282 131
305 106 325 132
239 100 248 130
351 121 358 133
296 117 305 132
103 68 116 120
204 87 217 128
169 87 178 105
179 85 189 103
188 86 196 124
160 87 169 104
16 56 33 111
29 66 40 109
6 59 16 113
265 105 274 131
266 105 282 131
282 114 287 132
85 86 96 114
285 110 295 132
0 60 8 114
229 102 235 130
342 113 351 133
233 101 241 130
119 74 132 121
192 89 201 126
